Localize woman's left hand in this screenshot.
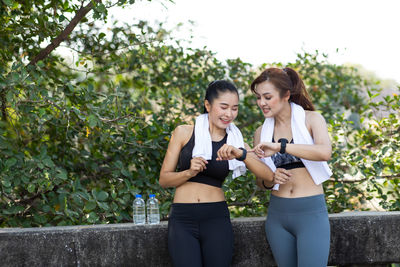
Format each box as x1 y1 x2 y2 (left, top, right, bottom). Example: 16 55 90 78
216 144 243 161
250 142 280 158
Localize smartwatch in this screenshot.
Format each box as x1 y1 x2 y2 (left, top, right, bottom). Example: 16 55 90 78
262 180 274 190
277 138 288 154
236 147 247 161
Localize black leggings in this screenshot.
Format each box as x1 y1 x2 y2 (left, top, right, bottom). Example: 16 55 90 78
167 201 234 267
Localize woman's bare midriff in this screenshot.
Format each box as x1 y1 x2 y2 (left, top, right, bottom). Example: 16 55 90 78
173 182 226 203
272 168 324 198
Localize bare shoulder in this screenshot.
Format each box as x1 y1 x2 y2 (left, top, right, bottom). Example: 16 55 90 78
171 124 194 144
254 125 262 138
253 125 263 146
174 124 194 135
305 110 327 126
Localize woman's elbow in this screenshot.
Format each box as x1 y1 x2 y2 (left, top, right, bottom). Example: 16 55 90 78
321 148 332 161
158 175 168 189
257 171 274 183
159 181 167 189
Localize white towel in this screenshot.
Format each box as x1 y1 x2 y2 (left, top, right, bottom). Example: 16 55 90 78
260 102 332 190
192 114 247 178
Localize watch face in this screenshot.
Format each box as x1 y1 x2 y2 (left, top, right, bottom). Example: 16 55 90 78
277 138 289 144
278 139 288 154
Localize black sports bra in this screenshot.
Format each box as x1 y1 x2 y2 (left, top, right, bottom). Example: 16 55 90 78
271 137 305 170
177 131 229 188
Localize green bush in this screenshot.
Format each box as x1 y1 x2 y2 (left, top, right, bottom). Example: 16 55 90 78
1 1 399 227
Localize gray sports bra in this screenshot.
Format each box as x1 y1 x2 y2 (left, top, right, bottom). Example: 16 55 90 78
271 137 305 170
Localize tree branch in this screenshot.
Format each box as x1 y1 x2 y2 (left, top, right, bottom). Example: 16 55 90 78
0 88 8 121
29 0 102 66
14 185 59 206
99 114 136 123
329 174 400 183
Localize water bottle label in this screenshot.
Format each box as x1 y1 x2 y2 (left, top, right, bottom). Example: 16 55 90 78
133 197 146 225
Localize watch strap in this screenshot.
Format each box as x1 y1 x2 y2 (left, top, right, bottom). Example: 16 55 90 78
237 147 247 161
278 138 288 154
262 180 274 190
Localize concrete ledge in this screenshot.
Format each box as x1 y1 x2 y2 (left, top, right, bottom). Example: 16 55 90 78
0 212 399 266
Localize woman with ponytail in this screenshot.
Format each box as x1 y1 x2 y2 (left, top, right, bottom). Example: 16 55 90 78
250 67 332 266
159 80 273 267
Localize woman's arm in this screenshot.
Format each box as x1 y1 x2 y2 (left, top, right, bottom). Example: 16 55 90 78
253 112 332 161
159 125 208 188
243 143 275 184
287 111 332 161
215 128 274 184
253 127 276 189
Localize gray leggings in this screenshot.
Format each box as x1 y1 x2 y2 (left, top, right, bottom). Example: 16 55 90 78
265 194 330 267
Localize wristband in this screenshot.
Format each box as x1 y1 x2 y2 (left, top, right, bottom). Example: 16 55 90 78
236 147 247 161
262 180 274 190
278 138 288 154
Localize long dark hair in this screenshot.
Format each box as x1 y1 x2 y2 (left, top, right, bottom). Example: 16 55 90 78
250 67 315 111
203 80 239 113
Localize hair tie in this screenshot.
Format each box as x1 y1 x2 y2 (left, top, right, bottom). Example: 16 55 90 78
208 80 217 87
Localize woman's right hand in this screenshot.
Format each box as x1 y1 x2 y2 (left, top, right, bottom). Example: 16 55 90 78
251 142 280 158
273 168 292 184
188 157 208 177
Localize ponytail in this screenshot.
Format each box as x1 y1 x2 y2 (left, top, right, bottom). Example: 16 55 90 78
283 68 315 111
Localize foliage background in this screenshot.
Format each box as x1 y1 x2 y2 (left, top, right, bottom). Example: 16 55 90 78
1 0 399 227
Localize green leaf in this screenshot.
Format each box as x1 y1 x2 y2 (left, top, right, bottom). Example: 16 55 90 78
97 202 110 211
121 168 131 177
43 158 54 167
42 205 51 212
77 191 90 201
21 176 29 183
382 146 390 155
88 114 98 128
59 15 66 22
6 90 13 102
3 0 14 7
2 179 11 188
84 200 97 211
114 160 123 169
5 158 17 168
56 169 68 180
4 206 24 215
96 191 109 201
87 212 99 223
27 184 36 193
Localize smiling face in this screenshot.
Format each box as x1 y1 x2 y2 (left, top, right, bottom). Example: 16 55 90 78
254 81 290 118
205 91 239 130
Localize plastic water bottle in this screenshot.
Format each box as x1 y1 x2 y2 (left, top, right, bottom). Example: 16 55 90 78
133 194 146 225
146 194 160 224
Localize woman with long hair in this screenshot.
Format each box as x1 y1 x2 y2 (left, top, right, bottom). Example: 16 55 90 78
251 67 332 267
159 80 273 267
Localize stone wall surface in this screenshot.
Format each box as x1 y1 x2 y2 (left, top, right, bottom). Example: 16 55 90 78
0 211 399 266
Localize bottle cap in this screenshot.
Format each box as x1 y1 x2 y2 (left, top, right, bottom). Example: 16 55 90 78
135 194 142 198
149 194 155 198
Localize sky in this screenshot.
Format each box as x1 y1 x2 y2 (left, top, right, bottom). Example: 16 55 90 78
108 0 400 84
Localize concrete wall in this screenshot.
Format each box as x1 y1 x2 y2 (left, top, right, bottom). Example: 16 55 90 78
0 211 399 266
